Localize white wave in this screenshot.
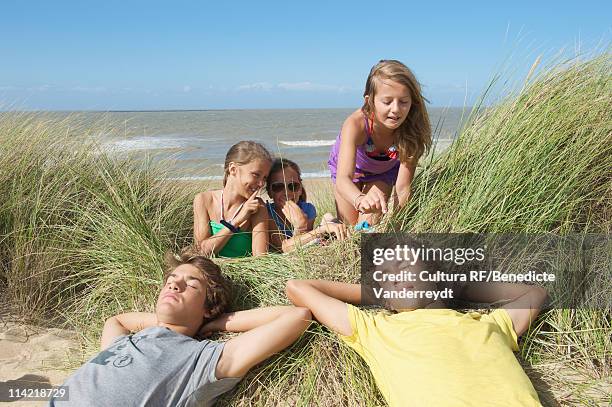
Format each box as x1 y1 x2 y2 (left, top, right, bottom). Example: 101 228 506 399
301 171 330 179
165 175 223 181
106 136 193 151
279 140 335 147
164 170 330 182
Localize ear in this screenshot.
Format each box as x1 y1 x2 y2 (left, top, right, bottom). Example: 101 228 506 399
364 94 370 105
228 162 238 177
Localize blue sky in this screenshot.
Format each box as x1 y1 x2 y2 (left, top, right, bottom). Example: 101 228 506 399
1 1 609 110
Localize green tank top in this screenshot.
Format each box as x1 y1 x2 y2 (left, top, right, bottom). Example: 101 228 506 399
209 221 252 258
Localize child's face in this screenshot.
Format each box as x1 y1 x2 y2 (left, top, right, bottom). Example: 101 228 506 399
229 159 272 199
377 259 437 311
370 79 412 130
268 167 302 207
156 264 208 327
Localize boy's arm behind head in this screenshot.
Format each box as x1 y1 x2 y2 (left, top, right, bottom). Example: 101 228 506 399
100 312 157 349
285 279 360 337
462 282 548 337
501 285 548 337
214 306 311 379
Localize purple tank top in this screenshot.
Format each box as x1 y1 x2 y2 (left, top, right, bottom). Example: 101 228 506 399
328 113 400 185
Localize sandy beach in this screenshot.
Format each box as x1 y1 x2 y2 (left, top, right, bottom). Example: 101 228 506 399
0 313 80 406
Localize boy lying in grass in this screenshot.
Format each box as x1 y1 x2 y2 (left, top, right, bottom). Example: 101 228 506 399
286 262 547 406
51 252 311 407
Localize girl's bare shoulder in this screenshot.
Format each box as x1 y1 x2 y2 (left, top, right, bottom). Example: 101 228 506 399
343 109 365 126
194 190 220 216
194 189 217 203
341 109 367 145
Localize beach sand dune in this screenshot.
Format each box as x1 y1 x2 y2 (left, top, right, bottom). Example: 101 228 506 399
0 316 79 406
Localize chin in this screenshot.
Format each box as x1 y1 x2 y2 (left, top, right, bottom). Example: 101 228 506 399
156 302 177 314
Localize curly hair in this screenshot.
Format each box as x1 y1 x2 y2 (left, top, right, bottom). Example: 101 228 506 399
163 250 231 320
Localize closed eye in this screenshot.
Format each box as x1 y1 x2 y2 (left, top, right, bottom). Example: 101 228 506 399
186 279 202 289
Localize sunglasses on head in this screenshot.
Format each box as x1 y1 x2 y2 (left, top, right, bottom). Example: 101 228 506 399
270 182 302 193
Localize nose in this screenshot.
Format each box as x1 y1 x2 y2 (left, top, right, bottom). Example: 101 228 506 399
167 279 183 291
390 101 400 113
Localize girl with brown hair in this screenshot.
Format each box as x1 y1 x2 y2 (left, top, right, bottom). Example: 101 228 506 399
193 141 273 257
266 158 347 252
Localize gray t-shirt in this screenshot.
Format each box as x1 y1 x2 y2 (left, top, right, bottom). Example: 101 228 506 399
50 326 241 406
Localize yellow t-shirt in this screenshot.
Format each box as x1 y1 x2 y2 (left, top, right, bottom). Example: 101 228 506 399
339 305 542 407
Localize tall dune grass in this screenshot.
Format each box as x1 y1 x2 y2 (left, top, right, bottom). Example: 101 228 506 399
0 113 195 326
0 52 610 406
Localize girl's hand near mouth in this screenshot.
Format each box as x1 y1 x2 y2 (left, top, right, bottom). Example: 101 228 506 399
281 200 309 233
234 189 263 228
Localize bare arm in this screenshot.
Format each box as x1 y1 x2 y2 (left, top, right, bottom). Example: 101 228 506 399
461 282 548 336
212 306 311 378
270 203 344 253
250 202 270 256
280 226 324 253
336 113 367 207
279 222 348 253
285 279 360 337
100 312 157 349
193 192 233 255
394 159 416 208
291 216 314 236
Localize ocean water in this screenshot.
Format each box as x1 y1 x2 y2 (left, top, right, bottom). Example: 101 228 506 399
63 108 468 179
